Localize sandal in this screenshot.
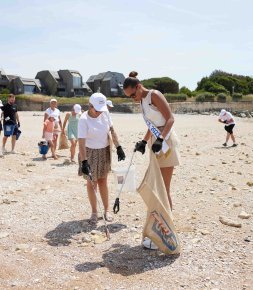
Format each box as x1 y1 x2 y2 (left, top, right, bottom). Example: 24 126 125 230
88 213 98 225
104 211 113 222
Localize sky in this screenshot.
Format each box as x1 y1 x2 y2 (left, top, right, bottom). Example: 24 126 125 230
0 0 252 90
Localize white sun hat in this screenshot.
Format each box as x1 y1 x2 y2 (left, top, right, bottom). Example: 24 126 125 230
106 100 114 108
89 93 108 112
219 109 226 118
73 104 82 114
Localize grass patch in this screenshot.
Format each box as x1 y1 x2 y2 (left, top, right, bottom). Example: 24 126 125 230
15 94 132 105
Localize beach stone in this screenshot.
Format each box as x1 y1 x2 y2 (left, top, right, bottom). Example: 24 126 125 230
219 216 242 228
238 211 251 219
15 244 30 251
246 182 253 187
201 230 210 235
2 199 11 204
0 232 9 239
233 202 242 207
92 234 107 244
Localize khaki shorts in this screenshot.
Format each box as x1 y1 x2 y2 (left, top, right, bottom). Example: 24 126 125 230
149 130 180 168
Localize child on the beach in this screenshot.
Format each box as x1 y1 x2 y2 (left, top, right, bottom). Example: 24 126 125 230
42 115 58 159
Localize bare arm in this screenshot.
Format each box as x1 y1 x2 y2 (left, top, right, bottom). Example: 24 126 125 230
42 123 46 138
58 116 63 130
110 126 120 147
62 113 70 132
143 129 152 141
78 138 87 161
151 90 174 138
44 112 49 122
16 112 20 123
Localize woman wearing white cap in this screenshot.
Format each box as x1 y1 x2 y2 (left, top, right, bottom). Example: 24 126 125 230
78 93 126 224
44 98 63 155
62 104 82 162
218 109 237 147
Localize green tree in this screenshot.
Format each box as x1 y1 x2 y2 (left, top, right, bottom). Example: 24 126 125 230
179 86 192 97
141 77 179 94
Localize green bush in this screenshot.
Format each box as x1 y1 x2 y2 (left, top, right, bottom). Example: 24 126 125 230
141 77 179 94
196 92 215 102
232 93 243 101
0 94 8 104
0 88 10 94
179 86 192 97
217 93 227 103
164 93 187 102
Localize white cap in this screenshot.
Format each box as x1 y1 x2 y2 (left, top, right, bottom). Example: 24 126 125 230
73 104 81 114
89 93 108 112
0 100 3 107
106 100 114 108
219 109 226 118
50 98 57 103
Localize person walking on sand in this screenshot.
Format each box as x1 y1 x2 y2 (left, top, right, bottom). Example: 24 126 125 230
1 94 20 155
218 109 237 147
44 98 62 156
42 115 58 160
123 71 180 249
62 104 82 162
78 93 126 225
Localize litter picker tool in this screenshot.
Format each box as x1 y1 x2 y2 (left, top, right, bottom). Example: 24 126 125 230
88 173 110 240
113 148 136 214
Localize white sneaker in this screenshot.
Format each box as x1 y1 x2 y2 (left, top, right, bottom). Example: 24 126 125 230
10 150 16 154
142 237 158 250
2 147 6 154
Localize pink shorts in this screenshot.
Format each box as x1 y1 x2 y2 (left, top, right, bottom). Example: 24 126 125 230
44 132 53 141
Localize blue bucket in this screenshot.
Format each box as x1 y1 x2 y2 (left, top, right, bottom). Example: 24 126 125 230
4 124 16 136
38 143 49 155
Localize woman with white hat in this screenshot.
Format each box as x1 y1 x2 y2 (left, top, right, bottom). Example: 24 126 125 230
62 104 82 162
218 109 237 147
78 93 126 224
44 98 63 155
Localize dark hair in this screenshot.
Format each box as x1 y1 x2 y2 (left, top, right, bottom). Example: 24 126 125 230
8 94 15 98
123 71 140 89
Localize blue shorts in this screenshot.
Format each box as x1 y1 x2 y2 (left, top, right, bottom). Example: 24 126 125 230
4 124 18 137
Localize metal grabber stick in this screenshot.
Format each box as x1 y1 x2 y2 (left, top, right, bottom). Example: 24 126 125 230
88 173 110 240
113 148 136 214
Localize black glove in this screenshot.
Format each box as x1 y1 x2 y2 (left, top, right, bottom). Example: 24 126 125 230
81 160 91 176
135 140 147 154
17 122 20 128
151 137 163 153
116 146 126 161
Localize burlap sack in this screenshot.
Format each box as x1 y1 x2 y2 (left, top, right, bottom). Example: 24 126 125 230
137 153 180 254
58 133 69 150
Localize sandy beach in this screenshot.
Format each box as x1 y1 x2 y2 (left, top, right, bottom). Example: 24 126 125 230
0 111 252 290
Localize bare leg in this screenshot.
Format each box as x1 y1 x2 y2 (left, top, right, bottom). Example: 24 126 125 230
231 133 236 143
160 166 174 210
2 136 8 149
70 139 77 161
87 179 98 214
11 135 16 151
97 176 109 212
49 140 57 159
53 134 58 153
225 132 230 144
